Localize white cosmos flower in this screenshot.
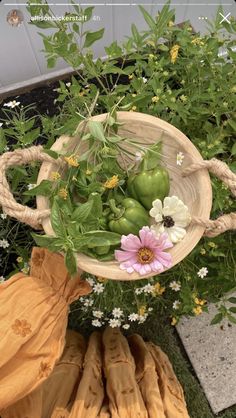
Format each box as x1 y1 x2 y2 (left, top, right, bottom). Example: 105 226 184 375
128 313 139 322
93 283 104 294
0 239 9 248
4 100 20 108
112 308 123 318
197 267 208 278
150 196 191 243
92 310 103 319
169 281 181 292
86 277 95 287
173 300 181 310
109 318 121 328
92 319 102 327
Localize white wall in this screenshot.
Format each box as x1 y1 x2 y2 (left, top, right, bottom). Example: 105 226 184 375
0 0 235 94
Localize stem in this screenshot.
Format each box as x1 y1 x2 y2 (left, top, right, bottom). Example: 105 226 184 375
109 199 123 218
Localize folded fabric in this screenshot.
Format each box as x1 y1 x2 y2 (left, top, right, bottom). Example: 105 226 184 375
0 247 91 410
1 327 190 418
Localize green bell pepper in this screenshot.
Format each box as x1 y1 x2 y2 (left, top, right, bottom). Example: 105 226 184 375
108 198 150 236
127 143 170 210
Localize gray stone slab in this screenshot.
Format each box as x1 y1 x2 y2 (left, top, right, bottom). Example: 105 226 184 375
177 294 236 414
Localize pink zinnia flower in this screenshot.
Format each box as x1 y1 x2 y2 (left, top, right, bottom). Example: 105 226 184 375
115 226 173 275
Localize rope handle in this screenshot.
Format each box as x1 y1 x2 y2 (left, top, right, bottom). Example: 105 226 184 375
182 158 236 237
0 146 64 229
0 147 235 237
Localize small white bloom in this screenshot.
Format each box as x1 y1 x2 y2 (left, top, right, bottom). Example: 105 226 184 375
0 239 9 248
148 307 153 312
173 300 181 310
66 82 71 87
150 196 191 243
109 318 121 328
92 310 103 319
112 308 123 318
176 151 185 166
0 276 5 283
84 298 94 307
169 281 181 292
0 213 7 219
4 100 20 108
128 313 139 322
197 267 208 278
27 183 36 190
142 77 148 83
122 324 130 330
135 151 145 162
143 283 155 294
93 283 104 294
92 319 102 327
135 288 143 295
53 88 61 92
86 277 95 287
0 123 3 128
138 313 148 323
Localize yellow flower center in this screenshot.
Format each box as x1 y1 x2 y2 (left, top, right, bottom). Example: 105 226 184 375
64 155 79 167
137 247 154 264
58 188 68 200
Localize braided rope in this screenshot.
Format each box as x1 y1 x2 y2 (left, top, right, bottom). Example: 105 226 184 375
0 146 63 229
182 158 236 237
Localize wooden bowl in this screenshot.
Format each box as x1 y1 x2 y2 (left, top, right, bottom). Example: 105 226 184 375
37 112 212 281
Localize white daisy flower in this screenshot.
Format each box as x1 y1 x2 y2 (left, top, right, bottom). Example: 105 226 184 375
92 319 102 327
150 196 191 243
173 300 181 310
92 310 103 319
128 313 139 322
112 308 123 318
138 313 148 323
197 267 208 278
0 239 9 248
135 288 143 295
169 281 181 291
84 298 94 307
0 276 5 283
66 82 71 87
109 318 121 328
93 283 104 294
143 283 155 294
27 183 36 190
0 213 7 219
122 324 130 330
135 151 145 162
86 277 95 287
176 151 185 166
142 77 148 83
4 100 20 108
0 123 3 128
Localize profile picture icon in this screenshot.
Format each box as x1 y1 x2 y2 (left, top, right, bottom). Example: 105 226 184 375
7 9 24 27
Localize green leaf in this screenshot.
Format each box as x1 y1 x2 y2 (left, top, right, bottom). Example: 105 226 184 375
88 120 106 142
84 231 121 246
231 142 236 156
65 249 77 275
31 233 60 251
0 129 7 153
227 314 236 324
210 312 223 325
88 193 103 218
229 307 236 313
22 128 40 144
228 119 236 131
228 297 236 303
84 6 94 21
51 200 67 238
43 149 60 159
83 28 105 48
139 6 156 31
71 200 94 223
47 57 56 68
24 180 52 196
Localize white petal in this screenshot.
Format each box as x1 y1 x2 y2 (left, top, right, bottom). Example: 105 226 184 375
168 226 186 243
151 224 165 237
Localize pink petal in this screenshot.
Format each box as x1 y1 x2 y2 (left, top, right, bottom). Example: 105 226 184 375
139 227 156 248
120 234 141 251
115 250 136 262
